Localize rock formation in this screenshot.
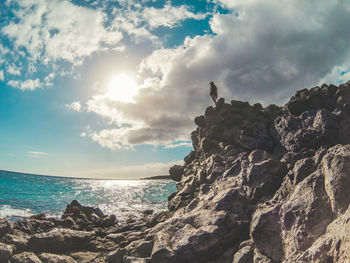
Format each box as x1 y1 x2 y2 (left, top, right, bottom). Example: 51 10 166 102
2 80 350 262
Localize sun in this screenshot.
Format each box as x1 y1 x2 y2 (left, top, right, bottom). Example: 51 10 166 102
106 73 140 103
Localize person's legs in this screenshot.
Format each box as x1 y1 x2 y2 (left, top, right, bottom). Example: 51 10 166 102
211 95 217 107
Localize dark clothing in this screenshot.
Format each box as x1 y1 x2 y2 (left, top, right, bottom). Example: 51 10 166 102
210 84 218 97
209 82 218 107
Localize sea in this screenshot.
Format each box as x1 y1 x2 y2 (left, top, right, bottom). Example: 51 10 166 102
0 170 176 222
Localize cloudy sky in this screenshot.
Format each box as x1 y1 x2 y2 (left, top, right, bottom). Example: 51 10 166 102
1 0 350 179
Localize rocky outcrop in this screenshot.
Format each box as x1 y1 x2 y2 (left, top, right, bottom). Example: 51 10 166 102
158 80 350 263
2 80 350 262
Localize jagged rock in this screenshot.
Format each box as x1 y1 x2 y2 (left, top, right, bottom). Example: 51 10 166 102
106 233 126 243
232 240 254 263
184 150 196 164
321 144 350 214
194 115 206 128
28 229 65 253
125 239 154 258
292 157 315 184
107 248 126 263
2 233 29 251
169 165 184 182
29 213 46 221
0 242 14 262
191 99 276 155
251 205 283 262
296 204 350 262
88 236 118 252
0 217 12 238
28 228 94 253
38 253 77 263
205 106 216 117
10 252 42 263
69 251 103 262
61 200 116 229
124 256 151 263
59 228 95 250
286 85 337 116
102 215 117 227
14 218 55 235
147 211 170 228
282 171 334 260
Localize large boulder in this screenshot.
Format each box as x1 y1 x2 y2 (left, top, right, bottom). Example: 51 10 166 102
0 242 14 263
321 144 350 214
28 229 65 253
251 205 283 262
61 200 112 229
2 234 29 252
0 217 12 238
286 85 337 116
169 165 184 182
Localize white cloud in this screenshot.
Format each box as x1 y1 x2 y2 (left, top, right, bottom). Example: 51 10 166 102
6 65 21 76
8 79 42 90
142 2 207 29
111 10 157 43
28 151 48 158
0 43 9 55
0 71 4 81
2 0 123 66
66 101 82 112
85 86 193 149
44 73 55 86
319 64 350 85
110 2 207 44
89 128 133 150
164 142 193 149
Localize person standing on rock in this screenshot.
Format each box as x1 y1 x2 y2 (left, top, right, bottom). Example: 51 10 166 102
209 81 218 107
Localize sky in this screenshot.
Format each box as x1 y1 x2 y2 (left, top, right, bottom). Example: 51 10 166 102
1 0 350 179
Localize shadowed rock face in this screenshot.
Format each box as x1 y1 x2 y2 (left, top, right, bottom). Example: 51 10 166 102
163 80 350 263
2 80 350 263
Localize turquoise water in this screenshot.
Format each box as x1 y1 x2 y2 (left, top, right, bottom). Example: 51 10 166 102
0 170 176 221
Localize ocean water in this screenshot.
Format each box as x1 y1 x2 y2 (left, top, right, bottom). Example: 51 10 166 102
0 170 176 222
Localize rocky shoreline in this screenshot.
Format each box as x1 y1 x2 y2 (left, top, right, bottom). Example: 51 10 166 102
2 80 350 262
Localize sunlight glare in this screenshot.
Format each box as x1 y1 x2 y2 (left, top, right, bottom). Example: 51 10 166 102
107 73 140 102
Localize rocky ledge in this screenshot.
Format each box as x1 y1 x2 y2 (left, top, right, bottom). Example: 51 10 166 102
2 80 350 262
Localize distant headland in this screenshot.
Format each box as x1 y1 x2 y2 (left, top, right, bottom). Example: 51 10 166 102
141 175 171 180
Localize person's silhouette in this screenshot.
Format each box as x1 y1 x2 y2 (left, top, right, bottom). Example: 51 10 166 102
209 81 218 107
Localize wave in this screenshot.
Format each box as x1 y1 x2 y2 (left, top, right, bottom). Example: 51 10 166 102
0 205 34 219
